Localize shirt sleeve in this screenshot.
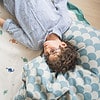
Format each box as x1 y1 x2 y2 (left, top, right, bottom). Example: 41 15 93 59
53 0 68 14
48 0 72 39
3 19 37 50
3 0 15 16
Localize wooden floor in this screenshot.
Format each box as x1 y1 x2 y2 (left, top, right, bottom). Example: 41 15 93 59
70 0 100 30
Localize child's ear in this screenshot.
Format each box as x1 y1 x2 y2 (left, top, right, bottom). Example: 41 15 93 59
61 42 67 48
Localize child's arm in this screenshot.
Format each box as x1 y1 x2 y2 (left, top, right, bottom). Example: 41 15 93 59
0 18 36 50
50 0 72 37
53 0 68 13
52 0 72 21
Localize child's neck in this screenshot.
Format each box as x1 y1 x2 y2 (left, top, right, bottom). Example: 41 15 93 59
46 33 60 41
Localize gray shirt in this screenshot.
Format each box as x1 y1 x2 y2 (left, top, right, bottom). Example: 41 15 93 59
3 0 72 50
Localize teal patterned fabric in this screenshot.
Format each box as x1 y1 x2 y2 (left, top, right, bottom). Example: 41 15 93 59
63 21 100 72
62 21 100 100
14 21 100 100
15 56 69 100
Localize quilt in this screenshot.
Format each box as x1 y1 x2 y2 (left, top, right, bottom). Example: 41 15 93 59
14 21 100 100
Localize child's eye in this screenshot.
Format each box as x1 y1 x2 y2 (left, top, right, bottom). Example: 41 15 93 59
50 49 55 53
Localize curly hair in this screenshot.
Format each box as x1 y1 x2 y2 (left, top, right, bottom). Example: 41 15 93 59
44 40 78 74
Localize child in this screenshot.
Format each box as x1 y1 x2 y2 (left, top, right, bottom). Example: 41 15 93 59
0 0 78 73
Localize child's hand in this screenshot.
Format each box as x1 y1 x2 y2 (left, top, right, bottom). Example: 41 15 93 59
0 18 5 27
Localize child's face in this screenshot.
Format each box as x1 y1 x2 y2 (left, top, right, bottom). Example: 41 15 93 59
43 40 67 61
